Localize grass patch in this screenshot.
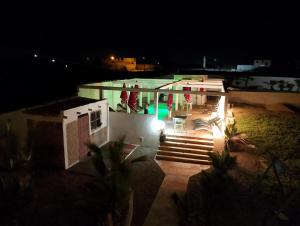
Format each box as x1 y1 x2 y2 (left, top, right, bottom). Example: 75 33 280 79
235 113 300 158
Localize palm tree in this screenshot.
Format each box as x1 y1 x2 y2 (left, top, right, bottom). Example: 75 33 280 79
87 137 147 226
224 122 253 152
0 123 34 225
208 150 237 173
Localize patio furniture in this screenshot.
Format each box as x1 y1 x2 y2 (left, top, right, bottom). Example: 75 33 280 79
193 116 223 133
173 115 187 132
181 101 192 112
117 103 127 112
193 124 213 133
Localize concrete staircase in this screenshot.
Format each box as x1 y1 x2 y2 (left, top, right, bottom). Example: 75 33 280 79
156 135 213 165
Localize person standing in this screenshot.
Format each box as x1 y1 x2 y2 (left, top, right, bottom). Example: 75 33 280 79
144 103 149 114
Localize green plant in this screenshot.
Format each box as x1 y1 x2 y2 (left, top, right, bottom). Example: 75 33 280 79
278 80 285 91
209 150 237 172
285 82 295 92
295 79 300 92
225 122 252 151
87 136 147 225
270 80 278 91
237 76 254 88
0 122 34 225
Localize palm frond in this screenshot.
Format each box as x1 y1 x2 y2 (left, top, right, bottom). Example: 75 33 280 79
209 151 237 172
87 143 108 177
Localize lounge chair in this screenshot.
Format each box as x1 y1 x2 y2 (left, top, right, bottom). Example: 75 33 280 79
117 103 127 112
193 116 221 126
193 116 223 133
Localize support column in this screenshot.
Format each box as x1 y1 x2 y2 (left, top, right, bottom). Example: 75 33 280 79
139 85 143 107
147 92 151 104
224 95 228 125
175 85 179 111
175 93 179 111
99 89 103 100
154 91 158 119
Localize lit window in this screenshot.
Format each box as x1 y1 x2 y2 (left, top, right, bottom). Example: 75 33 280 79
90 110 102 132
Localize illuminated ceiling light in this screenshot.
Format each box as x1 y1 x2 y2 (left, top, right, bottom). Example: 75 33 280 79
33 54 38 58
51 58 55 63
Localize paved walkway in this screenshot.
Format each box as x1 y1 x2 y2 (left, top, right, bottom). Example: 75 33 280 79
143 161 209 226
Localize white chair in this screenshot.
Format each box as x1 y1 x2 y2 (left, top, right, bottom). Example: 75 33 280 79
173 116 186 132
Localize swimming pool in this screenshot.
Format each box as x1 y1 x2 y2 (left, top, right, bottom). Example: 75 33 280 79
139 102 174 120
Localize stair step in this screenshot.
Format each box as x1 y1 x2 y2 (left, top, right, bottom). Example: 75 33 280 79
163 141 213 151
165 136 214 145
159 145 212 155
166 134 213 141
156 155 212 165
157 150 211 160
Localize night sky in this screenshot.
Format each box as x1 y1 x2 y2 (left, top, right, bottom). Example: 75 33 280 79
2 1 300 63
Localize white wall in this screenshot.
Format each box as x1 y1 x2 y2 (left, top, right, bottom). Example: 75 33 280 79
109 112 159 148
233 76 300 92
229 91 300 107
78 88 100 100
62 99 109 168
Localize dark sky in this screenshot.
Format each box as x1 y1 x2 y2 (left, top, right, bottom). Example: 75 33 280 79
2 1 300 63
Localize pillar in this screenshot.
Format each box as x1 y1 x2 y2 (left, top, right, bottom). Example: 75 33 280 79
224 95 228 125
147 92 151 104
175 93 179 110
99 88 103 100
154 91 158 119
139 85 143 107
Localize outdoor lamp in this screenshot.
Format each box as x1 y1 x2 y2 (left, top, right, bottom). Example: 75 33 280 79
151 119 166 132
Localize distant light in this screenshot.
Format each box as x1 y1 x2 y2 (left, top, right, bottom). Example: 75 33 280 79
33 54 38 58
157 62 160 65
110 56 115 60
65 64 68 68
142 56 146 60
51 58 55 63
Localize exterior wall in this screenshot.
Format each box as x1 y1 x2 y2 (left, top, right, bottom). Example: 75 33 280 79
254 59 271 67
135 64 156 71
78 88 100 100
90 126 108 146
66 121 79 166
109 112 159 148
28 120 65 169
63 99 109 168
229 91 300 107
174 74 208 81
0 110 28 147
236 65 256 72
236 76 300 92
104 57 136 71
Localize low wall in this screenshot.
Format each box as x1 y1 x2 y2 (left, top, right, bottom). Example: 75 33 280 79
0 110 28 146
109 112 159 148
229 91 300 107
